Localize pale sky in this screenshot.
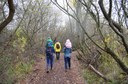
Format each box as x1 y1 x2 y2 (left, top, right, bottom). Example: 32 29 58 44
51 0 69 27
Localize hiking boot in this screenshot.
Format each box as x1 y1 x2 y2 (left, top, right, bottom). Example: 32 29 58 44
65 69 67 72
46 71 49 73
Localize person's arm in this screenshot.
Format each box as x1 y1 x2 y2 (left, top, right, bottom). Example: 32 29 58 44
63 46 66 53
54 43 56 50
70 48 72 53
52 47 55 53
60 43 62 51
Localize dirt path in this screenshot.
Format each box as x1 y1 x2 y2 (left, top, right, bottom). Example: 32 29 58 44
20 52 86 84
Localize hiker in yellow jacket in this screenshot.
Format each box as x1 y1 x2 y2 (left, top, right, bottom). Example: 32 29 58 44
54 41 61 60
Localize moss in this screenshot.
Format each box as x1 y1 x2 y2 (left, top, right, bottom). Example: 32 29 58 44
83 69 104 84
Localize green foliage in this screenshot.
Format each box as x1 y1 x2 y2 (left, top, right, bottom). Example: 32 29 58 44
107 75 128 84
83 69 104 84
13 28 27 52
0 55 12 75
83 68 128 84
99 52 119 75
6 61 34 84
0 55 15 83
70 0 76 7
81 33 128 84
104 33 126 58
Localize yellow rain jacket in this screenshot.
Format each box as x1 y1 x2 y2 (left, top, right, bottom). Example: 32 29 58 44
54 42 61 52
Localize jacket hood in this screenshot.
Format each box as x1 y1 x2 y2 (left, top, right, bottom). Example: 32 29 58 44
65 39 72 48
46 37 54 47
47 37 53 42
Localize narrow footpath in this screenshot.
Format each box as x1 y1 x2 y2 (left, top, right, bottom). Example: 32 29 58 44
20 52 86 84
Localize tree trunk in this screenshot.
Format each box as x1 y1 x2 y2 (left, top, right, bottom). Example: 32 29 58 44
89 64 112 82
98 0 128 53
0 0 15 33
106 47 128 74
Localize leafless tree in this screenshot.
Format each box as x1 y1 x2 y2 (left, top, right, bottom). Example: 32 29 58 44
51 0 128 81
0 0 15 33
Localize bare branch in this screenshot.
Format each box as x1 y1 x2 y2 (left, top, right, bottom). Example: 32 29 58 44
108 0 112 18
0 0 15 33
89 64 112 82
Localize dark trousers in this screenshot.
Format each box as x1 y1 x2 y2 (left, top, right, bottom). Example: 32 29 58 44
46 56 54 70
56 52 60 60
64 57 71 69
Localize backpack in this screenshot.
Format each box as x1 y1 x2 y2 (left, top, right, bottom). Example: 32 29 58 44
64 48 71 57
47 41 53 48
56 44 60 49
46 47 53 58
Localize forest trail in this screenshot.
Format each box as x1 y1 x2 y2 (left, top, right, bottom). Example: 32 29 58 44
19 52 86 84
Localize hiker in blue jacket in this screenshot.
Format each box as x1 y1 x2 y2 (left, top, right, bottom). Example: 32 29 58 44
63 39 72 72
45 37 55 73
